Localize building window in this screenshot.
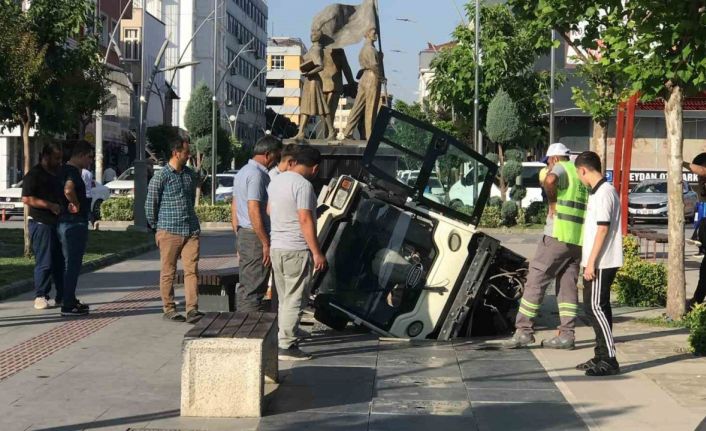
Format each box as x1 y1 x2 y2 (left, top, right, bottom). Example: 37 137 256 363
271 55 284 70
123 29 141 61
267 97 284 106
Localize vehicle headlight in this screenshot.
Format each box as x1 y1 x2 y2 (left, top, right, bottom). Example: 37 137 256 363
332 177 353 210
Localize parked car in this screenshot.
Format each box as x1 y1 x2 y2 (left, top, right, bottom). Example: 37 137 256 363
0 178 110 220
448 161 546 209
106 165 163 197
215 172 238 203
628 179 697 223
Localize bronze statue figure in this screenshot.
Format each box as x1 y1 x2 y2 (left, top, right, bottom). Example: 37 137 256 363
321 48 356 139
343 28 384 140
295 29 336 141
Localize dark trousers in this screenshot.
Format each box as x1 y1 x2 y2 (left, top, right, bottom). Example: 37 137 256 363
57 221 88 310
236 228 270 313
583 267 619 360
695 257 706 304
29 220 64 301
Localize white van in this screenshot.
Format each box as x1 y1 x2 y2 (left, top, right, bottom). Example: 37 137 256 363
448 161 546 209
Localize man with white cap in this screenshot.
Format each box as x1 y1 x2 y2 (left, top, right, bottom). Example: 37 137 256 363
503 143 589 350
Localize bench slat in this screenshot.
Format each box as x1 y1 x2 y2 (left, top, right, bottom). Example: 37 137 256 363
184 312 219 338
221 312 248 338
201 312 234 337
247 313 276 339
235 313 263 338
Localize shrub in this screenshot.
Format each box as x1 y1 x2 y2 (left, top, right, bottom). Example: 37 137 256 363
195 204 231 223
612 258 667 307
479 205 502 228
510 185 527 202
525 201 548 225
623 235 640 260
485 152 499 164
685 304 706 356
101 197 134 221
504 148 524 163
502 160 523 185
500 200 519 226
488 196 503 208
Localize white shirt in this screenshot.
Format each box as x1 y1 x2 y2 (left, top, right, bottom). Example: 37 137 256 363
81 169 93 199
582 179 623 269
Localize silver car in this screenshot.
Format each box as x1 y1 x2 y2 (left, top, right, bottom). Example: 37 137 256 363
628 179 698 222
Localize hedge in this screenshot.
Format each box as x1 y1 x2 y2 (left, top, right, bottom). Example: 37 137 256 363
611 235 667 307
685 304 706 356
100 197 231 223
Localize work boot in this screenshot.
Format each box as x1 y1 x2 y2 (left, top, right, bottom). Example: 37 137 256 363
541 335 575 350
501 331 535 349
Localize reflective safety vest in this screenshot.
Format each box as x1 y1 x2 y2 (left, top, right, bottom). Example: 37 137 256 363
552 161 588 246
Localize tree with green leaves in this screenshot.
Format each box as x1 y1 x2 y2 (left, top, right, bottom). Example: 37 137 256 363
485 89 523 203
507 0 627 171
0 0 105 256
597 1 706 319
184 82 232 203
429 1 555 153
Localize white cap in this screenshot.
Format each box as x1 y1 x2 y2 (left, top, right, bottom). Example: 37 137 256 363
545 143 571 158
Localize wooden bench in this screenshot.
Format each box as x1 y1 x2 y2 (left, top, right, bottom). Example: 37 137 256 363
175 265 239 312
181 311 278 418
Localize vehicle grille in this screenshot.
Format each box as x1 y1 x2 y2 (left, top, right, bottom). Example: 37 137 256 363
628 202 666 209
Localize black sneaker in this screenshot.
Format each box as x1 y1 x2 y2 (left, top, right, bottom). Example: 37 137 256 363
186 309 205 324
576 357 598 371
75 300 90 311
278 346 312 361
61 306 89 317
585 358 620 376
163 310 186 322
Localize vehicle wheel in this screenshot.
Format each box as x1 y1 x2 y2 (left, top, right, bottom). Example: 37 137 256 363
92 199 104 221
450 199 464 211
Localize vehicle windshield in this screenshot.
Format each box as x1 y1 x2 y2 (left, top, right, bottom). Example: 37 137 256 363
217 176 234 188
364 107 496 226
633 182 667 194
117 168 134 181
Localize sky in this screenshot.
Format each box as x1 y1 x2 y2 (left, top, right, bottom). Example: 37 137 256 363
266 0 466 103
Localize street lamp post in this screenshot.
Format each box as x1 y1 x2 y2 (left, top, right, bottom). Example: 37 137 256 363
232 66 268 145
549 29 556 146
209 39 255 203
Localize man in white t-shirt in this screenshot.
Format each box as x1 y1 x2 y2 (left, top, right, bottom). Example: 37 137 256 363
574 151 623 376
268 145 326 361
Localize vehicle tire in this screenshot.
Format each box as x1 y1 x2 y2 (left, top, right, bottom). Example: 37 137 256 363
92 199 104 221
450 199 464 211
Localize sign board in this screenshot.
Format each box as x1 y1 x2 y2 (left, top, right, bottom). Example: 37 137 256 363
605 170 700 184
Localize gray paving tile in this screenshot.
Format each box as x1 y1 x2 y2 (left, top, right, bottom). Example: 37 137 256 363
374 382 469 401
460 359 556 390
258 412 369 431
265 384 372 415
472 402 587 431
468 388 567 403
376 365 462 380
278 365 376 386
377 355 458 368
454 345 536 360
144 415 260 431
371 399 473 416
291 352 378 368
369 413 478 431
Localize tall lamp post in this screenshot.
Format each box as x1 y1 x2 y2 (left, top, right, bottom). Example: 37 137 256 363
549 29 556 146
231 66 268 144
209 39 255 203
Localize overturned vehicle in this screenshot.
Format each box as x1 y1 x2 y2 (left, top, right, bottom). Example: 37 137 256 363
311 107 528 340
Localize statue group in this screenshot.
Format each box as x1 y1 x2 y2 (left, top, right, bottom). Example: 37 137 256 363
294 0 385 142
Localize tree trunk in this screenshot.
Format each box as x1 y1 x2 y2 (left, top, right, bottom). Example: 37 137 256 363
194 152 203 206
22 113 31 258
664 85 686 320
498 143 507 201
591 119 609 172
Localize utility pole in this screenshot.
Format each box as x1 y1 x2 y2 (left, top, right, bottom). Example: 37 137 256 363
549 29 556 146
472 0 480 204
134 3 149 230
211 0 219 204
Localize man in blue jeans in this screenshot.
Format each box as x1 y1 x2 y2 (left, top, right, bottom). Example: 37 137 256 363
21 143 65 310
57 140 94 316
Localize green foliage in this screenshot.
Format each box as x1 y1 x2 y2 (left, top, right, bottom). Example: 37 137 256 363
485 153 499 164
612 236 667 307
488 196 503 208
486 89 521 145
147 125 182 162
184 82 214 138
501 200 519 226
429 2 557 150
510 185 527 202
504 149 524 163
502 160 523 186
479 205 502 228
195 204 231 223
686 304 706 355
100 197 134 222
525 201 548 225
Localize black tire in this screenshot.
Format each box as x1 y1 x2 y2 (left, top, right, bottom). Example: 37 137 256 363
92 199 104 221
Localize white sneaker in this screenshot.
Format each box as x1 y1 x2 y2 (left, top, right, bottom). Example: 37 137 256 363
33 297 49 310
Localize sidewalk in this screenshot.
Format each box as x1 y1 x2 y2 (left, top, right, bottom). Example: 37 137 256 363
0 231 703 430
